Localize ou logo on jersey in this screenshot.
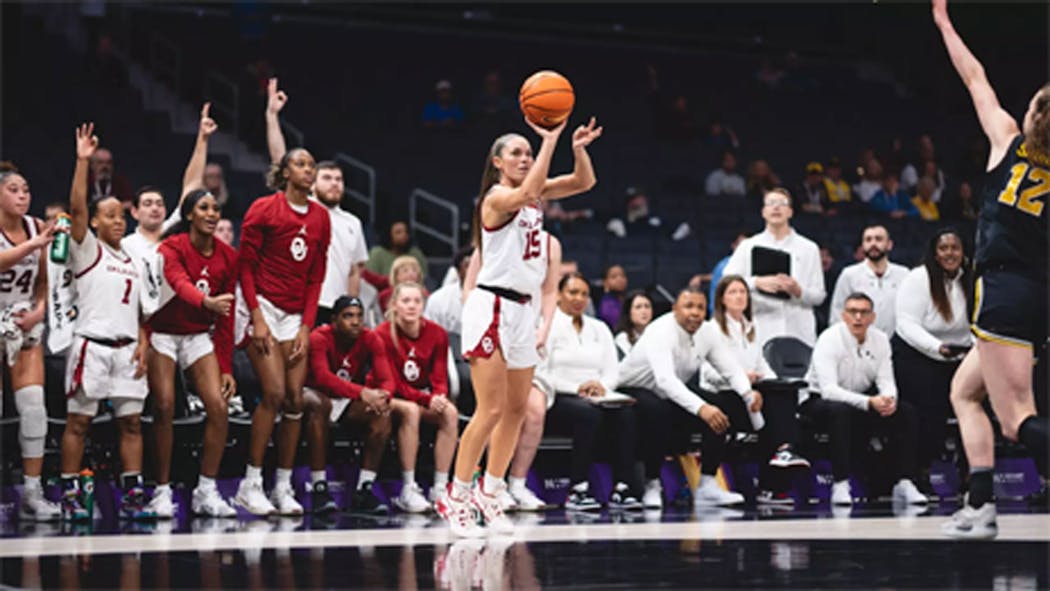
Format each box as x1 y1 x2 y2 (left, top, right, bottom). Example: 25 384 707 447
336 368 351 381
402 359 420 382
290 236 308 262
195 278 211 295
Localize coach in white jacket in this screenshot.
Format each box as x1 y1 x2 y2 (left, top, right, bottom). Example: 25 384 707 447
617 287 760 509
723 188 825 346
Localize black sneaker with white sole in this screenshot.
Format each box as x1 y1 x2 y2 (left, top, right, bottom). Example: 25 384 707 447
348 483 390 515
608 483 643 511
565 488 601 512
311 481 339 514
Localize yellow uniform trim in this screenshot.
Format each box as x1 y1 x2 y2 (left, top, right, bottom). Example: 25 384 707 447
970 277 1034 349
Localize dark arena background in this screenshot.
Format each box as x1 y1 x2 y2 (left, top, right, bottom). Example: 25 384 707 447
0 2 1048 589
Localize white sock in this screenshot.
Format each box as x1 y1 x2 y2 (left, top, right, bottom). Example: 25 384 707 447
245 465 263 484
358 469 378 489
311 470 327 484
508 476 526 492
402 470 415 486
482 473 504 495
198 476 217 492
155 483 172 494
433 471 449 492
24 475 41 492
275 468 293 490
452 477 472 499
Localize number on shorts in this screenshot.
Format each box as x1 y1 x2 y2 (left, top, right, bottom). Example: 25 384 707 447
523 229 542 260
121 278 133 304
998 163 1049 217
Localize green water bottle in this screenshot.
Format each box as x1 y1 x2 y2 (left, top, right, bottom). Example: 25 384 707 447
50 213 71 264
79 468 95 519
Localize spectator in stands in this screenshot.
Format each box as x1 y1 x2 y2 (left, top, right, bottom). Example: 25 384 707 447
367 219 428 278
606 186 662 238
708 229 749 314
597 264 627 328
912 177 941 222
614 290 653 357
313 159 369 323
618 287 760 509
44 200 68 225
87 146 134 206
823 157 853 207
302 296 394 514
894 229 972 497
869 173 918 218
829 224 909 337
801 293 928 506
215 219 235 246
795 162 830 215
704 119 740 153
919 160 946 203
723 189 825 346
378 283 459 513
424 246 473 335
949 181 979 222
378 255 428 314
854 157 883 204
755 57 785 90
541 199 593 235
900 134 945 195
701 275 810 506
705 151 747 197
203 163 231 211
536 273 643 511
746 159 782 200
422 80 465 129
474 70 514 120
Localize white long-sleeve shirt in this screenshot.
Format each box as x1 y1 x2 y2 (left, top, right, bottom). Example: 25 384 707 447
535 308 620 403
829 260 910 337
700 316 776 391
617 313 750 415
424 281 463 335
804 323 897 410
894 266 972 361
723 227 826 346
614 331 635 357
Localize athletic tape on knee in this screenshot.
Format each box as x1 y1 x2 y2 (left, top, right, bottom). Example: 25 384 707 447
15 385 46 457
282 411 303 421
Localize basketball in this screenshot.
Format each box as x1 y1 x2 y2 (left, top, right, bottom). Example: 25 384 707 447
519 70 575 129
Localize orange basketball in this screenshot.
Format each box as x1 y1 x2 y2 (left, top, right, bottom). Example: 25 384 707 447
519 70 574 129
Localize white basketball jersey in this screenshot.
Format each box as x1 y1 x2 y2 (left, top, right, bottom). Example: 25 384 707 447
476 201 547 294
70 232 142 340
0 216 41 309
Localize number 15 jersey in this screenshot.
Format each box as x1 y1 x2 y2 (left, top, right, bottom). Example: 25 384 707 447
70 230 142 341
475 199 547 294
976 135 1049 279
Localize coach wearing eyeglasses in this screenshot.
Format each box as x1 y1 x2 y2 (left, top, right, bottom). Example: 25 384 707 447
800 292 927 508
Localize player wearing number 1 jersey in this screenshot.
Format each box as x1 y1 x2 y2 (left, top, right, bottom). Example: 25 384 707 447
0 163 61 521
60 123 155 522
438 115 602 537
932 0 1050 540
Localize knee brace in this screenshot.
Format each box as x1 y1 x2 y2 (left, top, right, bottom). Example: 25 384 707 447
15 385 46 458
282 411 303 421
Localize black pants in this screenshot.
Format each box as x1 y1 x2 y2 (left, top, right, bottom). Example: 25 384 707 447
545 393 638 488
623 387 750 479
892 336 959 471
800 396 919 482
754 383 804 491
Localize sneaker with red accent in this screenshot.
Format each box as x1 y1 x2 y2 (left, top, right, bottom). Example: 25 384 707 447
436 487 484 538
472 481 514 536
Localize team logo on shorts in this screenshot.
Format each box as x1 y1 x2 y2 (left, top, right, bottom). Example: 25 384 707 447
403 359 420 382
290 236 308 262
336 368 350 381
481 336 494 354
195 278 211 295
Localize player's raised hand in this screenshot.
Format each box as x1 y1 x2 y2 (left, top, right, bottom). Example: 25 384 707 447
571 117 603 150
75 123 99 161
267 78 288 116
199 102 218 138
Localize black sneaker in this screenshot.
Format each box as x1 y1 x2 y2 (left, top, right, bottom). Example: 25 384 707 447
348 483 390 515
608 483 643 511
565 487 601 512
312 481 339 514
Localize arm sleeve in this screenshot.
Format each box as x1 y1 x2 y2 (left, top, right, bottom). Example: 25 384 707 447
597 323 621 393
365 331 397 394
237 203 265 312
307 331 361 400
722 241 755 290
361 267 390 290
352 222 369 266
159 242 206 309
429 327 449 397
644 324 707 414
700 328 752 396
876 340 898 400
301 214 330 328
214 256 235 374
894 272 944 358
797 243 826 307
704 171 720 196
812 337 871 411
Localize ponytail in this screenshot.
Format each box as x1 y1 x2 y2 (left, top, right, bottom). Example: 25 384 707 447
472 133 521 256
